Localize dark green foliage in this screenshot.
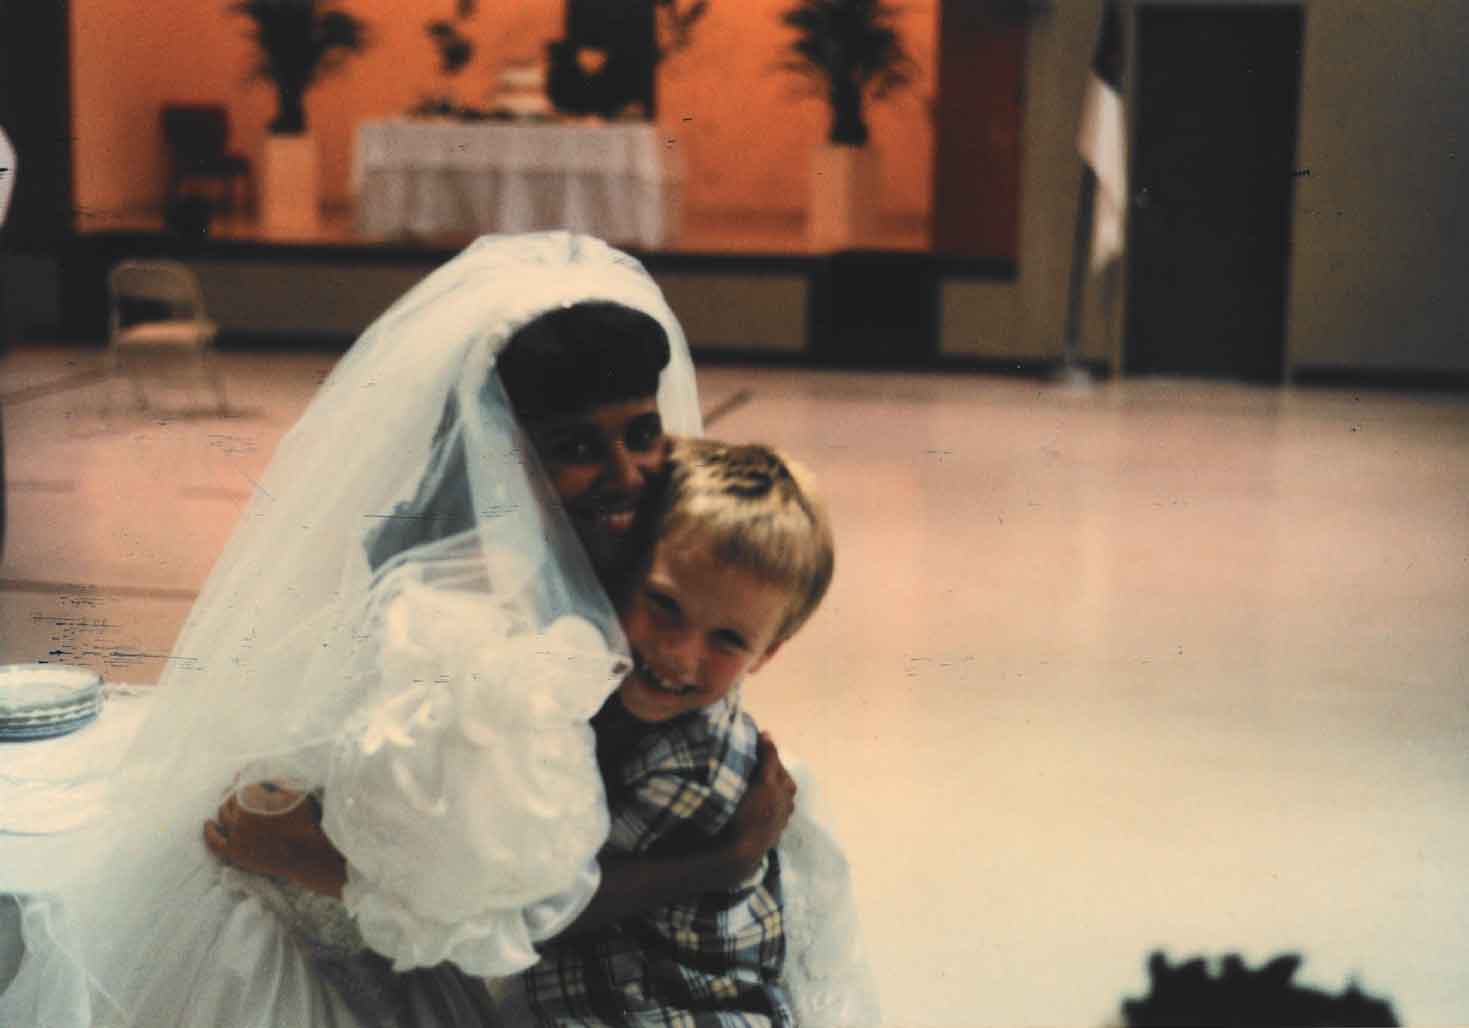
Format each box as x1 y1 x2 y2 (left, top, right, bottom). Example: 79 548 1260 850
779 0 915 146
656 0 710 56
426 19 474 76
230 0 369 134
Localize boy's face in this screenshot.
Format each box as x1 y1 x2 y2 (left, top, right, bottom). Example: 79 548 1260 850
524 397 668 576
617 535 788 723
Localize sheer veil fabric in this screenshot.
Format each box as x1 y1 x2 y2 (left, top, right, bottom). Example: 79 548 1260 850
2 231 879 1027
1 233 703 1027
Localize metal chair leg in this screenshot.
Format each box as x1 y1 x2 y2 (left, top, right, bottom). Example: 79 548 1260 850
123 353 150 411
200 348 229 415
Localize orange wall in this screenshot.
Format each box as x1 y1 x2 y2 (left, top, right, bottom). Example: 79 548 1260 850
71 0 936 224
71 0 266 223
658 0 937 219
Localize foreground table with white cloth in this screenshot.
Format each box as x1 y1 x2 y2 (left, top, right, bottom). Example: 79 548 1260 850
352 119 683 248
0 687 153 993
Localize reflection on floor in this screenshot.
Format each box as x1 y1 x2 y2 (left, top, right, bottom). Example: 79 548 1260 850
3 345 1466 1026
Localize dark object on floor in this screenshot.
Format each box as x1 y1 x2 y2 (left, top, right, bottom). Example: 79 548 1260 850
1123 951 1399 1027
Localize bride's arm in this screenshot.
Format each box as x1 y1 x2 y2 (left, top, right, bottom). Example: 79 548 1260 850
204 790 348 898
561 732 797 935
202 732 797 907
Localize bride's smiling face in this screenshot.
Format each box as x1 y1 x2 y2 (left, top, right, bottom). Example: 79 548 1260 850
525 397 669 574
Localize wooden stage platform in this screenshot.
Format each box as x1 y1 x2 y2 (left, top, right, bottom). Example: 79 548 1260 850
47 208 1021 371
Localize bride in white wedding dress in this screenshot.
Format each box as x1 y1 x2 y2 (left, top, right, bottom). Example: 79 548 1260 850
0 232 878 1027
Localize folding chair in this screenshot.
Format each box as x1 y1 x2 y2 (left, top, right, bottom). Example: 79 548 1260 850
107 260 228 413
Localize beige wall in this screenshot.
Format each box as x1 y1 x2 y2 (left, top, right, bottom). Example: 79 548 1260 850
69 0 937 225
939 3 1102 364
943 0 1469 376
1287 0 1469 373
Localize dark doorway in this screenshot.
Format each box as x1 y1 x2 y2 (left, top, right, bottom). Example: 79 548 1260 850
0 0 73 351
0 0 74 251
1125 5 1302 380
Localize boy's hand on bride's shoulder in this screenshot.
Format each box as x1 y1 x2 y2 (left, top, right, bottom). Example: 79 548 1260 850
203 786 347 898
728 732 797 874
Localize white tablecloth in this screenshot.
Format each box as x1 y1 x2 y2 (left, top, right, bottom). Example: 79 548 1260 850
352 119 684 248
0 687 152 891
1 688 152 993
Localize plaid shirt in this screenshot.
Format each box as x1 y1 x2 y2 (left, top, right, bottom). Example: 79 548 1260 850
521 692 792 1027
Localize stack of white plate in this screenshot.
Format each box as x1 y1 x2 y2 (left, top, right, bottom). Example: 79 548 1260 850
0 664 104 741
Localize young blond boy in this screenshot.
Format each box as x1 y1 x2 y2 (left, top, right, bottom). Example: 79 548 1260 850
518 437 835 1027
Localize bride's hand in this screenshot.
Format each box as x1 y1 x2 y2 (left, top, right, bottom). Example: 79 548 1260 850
727 731 797 875
203 785 347 899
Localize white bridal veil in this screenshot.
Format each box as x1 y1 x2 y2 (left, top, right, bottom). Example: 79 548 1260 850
3 232 702 1025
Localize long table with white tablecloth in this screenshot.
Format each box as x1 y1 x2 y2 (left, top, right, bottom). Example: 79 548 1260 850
352 119 683 248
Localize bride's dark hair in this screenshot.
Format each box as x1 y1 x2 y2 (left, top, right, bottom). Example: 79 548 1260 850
495 301 671 423
365 301 671 571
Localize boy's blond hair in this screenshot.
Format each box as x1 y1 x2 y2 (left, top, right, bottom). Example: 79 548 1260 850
655 437 834 646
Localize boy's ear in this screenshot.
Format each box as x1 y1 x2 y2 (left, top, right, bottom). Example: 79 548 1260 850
747 638 785 675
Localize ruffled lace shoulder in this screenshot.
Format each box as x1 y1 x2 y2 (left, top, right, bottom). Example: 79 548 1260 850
322 573 623 976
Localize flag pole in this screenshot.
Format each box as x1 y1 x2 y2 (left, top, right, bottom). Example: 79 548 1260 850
1061 0 1126 387
1057 165 1097 386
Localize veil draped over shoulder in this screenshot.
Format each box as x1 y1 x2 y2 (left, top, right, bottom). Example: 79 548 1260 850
1 232 702 1026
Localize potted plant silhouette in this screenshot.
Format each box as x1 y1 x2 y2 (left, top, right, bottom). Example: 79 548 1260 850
231 0 369 231
779 0 914 246
410 0 480 120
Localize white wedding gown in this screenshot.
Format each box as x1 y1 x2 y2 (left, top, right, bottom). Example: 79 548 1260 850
0 232 879 1027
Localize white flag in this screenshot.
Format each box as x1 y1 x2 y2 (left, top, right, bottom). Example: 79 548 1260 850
0 126 16 228
1076 1 1127 270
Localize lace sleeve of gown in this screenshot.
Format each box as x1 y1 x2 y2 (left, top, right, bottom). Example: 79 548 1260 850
778 762 884 1027
321 580 621 977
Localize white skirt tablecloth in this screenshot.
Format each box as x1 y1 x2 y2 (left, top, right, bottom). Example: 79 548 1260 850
352 119 684 248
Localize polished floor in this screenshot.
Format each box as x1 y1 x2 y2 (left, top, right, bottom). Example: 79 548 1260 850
3 345 1467 1026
